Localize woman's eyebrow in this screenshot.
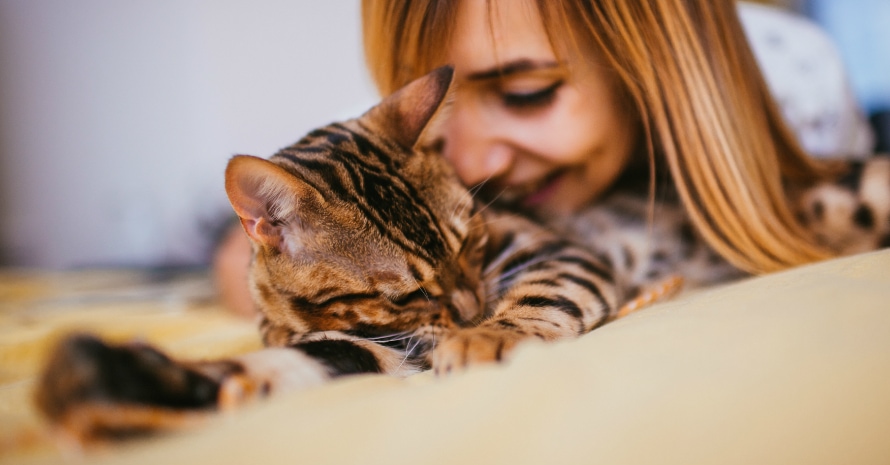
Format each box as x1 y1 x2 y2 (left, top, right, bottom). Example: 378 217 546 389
466 59 561 81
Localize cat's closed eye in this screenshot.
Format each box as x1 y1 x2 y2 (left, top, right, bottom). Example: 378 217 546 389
389 288 432 307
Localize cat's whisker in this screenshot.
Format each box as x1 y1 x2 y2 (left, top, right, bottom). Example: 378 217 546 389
467 174 494 201
411 277 432 303
363 330 414 343
468 213 524 234
482 230 555 281
396 341 411 372
448 176 493 224
407 336 424 357
363 329 412 339
469 188 509 223
365 336 413 345
484 260 552 298
367 336 413 345
362 329 412 338
488 255 557 285
396 334 423 372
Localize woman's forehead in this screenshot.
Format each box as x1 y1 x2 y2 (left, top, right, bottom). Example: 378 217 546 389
447 0 557 79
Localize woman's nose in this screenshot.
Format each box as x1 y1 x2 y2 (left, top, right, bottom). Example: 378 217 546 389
443 112 515 186
443 133 515 187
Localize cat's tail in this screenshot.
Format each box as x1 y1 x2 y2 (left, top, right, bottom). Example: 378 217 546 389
614 275 684 319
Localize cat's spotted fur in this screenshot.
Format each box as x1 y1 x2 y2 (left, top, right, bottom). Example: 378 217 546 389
35 66 890 442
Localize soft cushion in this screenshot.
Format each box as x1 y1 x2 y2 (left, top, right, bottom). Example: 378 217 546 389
61 249 890 465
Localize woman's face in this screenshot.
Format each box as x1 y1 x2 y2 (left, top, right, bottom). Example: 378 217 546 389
439 0 639 215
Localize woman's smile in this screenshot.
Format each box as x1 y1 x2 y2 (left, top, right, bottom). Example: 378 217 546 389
483 169 570 210
519 170 568 209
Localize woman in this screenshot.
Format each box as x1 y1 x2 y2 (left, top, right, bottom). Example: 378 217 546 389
363 0 846 270
216 0 864 317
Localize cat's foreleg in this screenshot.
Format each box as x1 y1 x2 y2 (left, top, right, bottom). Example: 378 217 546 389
432 240 620 373
221 331 424 407
35 332 414 442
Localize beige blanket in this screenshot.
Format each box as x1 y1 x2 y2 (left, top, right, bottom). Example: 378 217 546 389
3 249 890 464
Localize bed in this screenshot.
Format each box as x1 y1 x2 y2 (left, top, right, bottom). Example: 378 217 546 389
2 249 889 464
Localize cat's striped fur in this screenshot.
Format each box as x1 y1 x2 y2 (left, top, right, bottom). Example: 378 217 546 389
35 66 890 442
224 68 626 377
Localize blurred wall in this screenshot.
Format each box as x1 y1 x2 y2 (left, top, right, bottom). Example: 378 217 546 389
805 0 890 115
0 1 376 268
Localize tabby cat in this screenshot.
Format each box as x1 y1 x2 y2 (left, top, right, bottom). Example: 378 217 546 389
35 66 890 442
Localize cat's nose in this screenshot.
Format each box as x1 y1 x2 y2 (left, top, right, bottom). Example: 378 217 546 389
449 288 482 324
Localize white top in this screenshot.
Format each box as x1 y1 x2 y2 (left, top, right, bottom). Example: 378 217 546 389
739 2 874 158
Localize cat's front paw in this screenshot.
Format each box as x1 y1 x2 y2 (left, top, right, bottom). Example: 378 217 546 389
431 326 525 374
217 348 330 410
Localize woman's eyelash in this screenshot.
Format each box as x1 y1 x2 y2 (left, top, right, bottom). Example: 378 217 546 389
501 80 563 108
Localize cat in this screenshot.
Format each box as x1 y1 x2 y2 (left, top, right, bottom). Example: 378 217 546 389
34 66 890 443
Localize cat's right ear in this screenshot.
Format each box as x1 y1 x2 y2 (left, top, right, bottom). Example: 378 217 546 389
363 65 454 150
225 155 322 249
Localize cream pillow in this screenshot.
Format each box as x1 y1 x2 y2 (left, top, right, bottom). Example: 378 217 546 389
103 249 890 465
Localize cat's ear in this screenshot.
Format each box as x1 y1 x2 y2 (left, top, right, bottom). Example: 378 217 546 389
225 155 322 249
363 65 454 150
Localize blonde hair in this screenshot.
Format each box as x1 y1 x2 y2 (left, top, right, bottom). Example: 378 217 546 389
362 0 841 274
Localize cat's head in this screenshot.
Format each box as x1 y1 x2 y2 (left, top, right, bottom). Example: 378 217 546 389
225 66 489 344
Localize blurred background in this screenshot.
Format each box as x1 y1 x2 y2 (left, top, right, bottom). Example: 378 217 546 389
0 2 377 269
0 0 887 270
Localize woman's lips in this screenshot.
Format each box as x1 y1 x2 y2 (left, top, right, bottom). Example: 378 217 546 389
479 170 569 210
520 171 567 209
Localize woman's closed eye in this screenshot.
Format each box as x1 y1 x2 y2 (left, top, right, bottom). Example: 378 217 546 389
501 80 563 109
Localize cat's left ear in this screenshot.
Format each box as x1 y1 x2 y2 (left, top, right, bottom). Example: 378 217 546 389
225 155 323 249
363 65 454 150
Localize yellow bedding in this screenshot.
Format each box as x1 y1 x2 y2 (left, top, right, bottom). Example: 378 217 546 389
3 249 890 464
